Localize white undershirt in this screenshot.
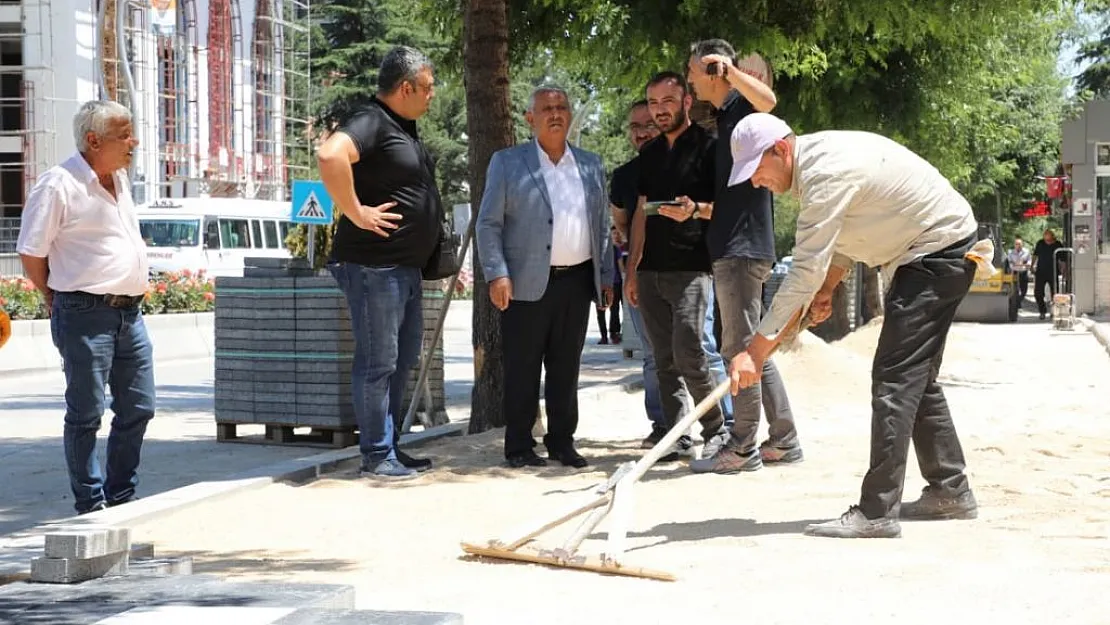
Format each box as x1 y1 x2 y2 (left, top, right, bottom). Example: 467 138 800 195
536 141 592 266
16 153 150 296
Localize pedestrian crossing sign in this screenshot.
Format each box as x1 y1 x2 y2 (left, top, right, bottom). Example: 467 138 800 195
290 180 334 225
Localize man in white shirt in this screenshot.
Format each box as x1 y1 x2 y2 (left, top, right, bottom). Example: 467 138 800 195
476 86 614 469
17 100 154 516
1006 236 1031 306
726 113 982 539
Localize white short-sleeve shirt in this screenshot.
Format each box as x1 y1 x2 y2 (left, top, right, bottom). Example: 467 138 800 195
16 153 149 296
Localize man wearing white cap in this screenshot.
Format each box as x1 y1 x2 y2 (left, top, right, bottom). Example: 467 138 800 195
726 112 984 539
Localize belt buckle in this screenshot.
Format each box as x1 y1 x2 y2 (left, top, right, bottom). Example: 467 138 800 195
104 294 135 308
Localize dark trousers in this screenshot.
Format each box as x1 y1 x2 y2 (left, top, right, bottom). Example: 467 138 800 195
51 292 156 514
595 283 622 338
859 237 975 520
1034 272 1056 315
1015 270 1029 302
501 261 594 458
636 270 725 440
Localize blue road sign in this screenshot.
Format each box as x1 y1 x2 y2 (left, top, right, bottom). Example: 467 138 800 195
290 180 334 225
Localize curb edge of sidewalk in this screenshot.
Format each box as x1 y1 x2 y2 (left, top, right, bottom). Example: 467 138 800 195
0 421 466 581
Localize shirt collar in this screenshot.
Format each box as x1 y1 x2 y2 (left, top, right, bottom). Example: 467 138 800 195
70 152 100 186
371 95 418 139
535 139 576 169
714 90 741 118
789 136 804 198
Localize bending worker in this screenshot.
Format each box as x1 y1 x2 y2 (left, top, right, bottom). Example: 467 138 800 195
724 112 990 539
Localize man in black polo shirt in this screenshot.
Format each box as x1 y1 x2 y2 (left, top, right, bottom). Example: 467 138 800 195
686 38 803 475
317 46 441 481
625 72 729 460
610 100 668 446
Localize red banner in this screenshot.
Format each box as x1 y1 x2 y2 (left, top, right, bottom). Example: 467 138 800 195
1046 177 1065 199
1023 201 1051 218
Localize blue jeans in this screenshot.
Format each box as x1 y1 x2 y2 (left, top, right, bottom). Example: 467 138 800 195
623 292 665 429
703 285 734 428
50 292 156 514
328 262 423 466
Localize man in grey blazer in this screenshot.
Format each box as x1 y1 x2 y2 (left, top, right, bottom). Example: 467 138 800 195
476 85 615 469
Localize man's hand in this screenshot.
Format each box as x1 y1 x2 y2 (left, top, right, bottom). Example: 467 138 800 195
659 196 696 222
809 289 834 324
42 290 53 317
598 286 614 310
729 350 762 394
489 277 512 311
347 201 402 237
624 273 639 308
701 53 734 77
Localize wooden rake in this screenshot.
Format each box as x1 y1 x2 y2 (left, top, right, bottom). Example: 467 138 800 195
460 305 817 582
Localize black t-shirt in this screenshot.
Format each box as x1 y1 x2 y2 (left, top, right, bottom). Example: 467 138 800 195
1033 239 1063 277
609 156 640 216
329 97 442 269
635 124 715 272
710 90 776 262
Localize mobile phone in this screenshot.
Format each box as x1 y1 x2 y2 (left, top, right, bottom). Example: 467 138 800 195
707 61 723 76
642 200 683 216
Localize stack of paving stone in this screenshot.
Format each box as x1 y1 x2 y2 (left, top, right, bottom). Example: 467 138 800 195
213 257 448 446
29 527 191 584
405 282 449 427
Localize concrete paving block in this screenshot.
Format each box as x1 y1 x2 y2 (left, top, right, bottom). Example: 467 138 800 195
215 339 267 351
214 357 257 371
295 341 356 354
244 267 316 277
275 609 465 624
295 383 351 396
250 359 299 373
30 550 129 583
295 413 358 428
130 543 155 559
295 297 348 310
254 394 300 409
214 386 252 401
293 403 346 417
254 411 301 425
214 368 254 382
127 556 193 576
294 329 354 341
212 409 256 423
293 275 339 287
253 381 291 394
214 398 254 412
44 527 131 560
247 256 311 270
295 359 354 373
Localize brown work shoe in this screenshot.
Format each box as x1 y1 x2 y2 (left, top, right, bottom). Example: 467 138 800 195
899 486 978 521
689 445 762 474
759 440 804 464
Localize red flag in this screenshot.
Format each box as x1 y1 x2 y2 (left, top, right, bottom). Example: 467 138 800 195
1046 177 1064 199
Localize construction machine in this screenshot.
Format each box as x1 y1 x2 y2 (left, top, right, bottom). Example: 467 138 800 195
954 223 1020 323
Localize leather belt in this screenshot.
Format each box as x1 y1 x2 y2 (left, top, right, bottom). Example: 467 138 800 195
74 291 144 309
550 260 592 275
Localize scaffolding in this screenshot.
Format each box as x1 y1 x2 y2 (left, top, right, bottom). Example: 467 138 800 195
252 0 280 200
0 0 56 218
281 0 313 193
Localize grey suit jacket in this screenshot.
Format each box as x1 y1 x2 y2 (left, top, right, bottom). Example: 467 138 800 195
475 140 614 302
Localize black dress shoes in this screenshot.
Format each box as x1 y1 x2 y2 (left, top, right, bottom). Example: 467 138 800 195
548 447 589 468
506 450 548 468
396 449 432 472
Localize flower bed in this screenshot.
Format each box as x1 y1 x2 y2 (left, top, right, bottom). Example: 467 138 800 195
0 270 215 320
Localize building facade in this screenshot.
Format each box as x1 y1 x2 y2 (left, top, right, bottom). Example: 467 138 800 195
1061 99 1110 316
0 0 312 218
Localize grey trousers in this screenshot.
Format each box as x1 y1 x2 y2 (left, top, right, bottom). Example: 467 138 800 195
712 257 799 454
636 270 726 440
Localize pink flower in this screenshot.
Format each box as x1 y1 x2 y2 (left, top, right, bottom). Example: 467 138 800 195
155 282 168 294
203 292 215 302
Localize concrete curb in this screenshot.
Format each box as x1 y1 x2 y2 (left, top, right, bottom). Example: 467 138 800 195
0 312 214 377
1078 316 1110 358
0 421 465 582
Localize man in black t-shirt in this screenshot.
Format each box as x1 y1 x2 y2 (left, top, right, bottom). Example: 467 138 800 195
686 39 803 475
625 72 729 461
317 45 442 481
1032 228 1065 319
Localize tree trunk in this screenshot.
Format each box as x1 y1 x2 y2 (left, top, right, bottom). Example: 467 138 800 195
861 265 883 323
463 0 513 434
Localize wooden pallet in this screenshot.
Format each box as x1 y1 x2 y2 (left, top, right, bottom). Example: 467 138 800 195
216 422 358 449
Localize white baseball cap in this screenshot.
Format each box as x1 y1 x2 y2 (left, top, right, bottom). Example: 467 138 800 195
727 112 794 187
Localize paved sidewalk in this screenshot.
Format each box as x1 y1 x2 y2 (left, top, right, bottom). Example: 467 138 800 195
0 299 642 537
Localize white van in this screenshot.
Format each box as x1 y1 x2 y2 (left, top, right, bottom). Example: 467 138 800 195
136 198 296 277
